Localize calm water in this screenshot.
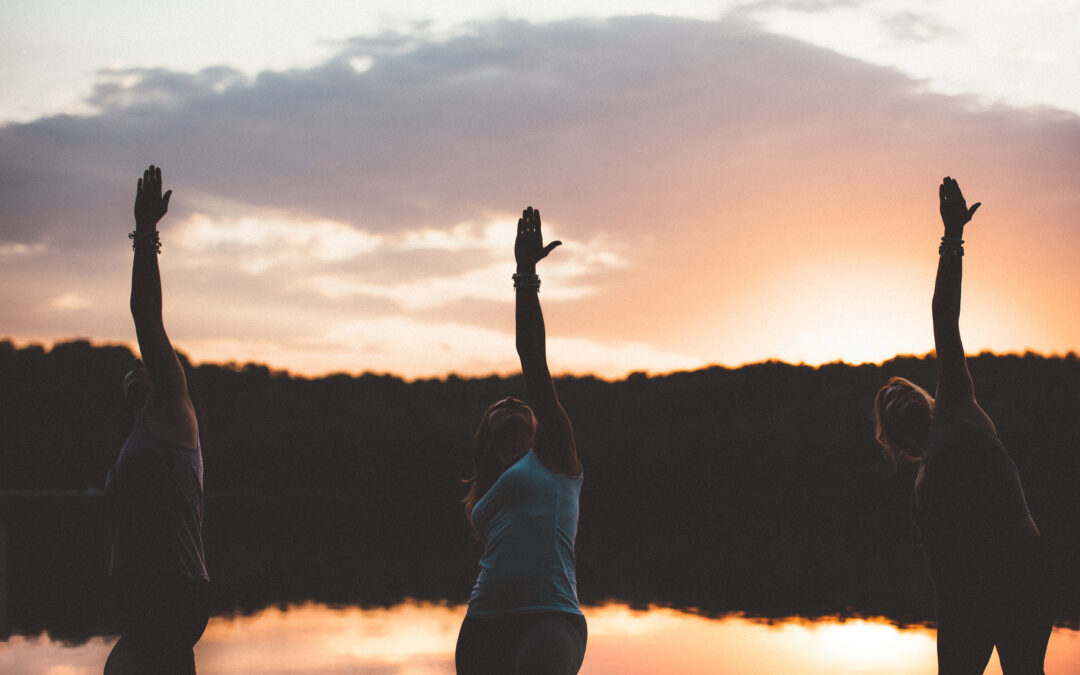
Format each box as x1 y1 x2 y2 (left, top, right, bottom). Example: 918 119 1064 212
3 602 1079 674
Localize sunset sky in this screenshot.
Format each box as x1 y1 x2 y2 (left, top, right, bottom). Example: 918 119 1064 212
2 1 1078 379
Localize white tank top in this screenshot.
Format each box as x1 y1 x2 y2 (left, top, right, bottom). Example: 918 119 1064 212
106 414 209 581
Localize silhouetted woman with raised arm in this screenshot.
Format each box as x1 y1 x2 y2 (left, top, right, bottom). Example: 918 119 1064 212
104 166 210 674
455 207 586 675
874 178 1054 674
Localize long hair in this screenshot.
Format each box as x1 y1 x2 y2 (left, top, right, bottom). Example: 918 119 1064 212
462 400 535 526
873 376 933 469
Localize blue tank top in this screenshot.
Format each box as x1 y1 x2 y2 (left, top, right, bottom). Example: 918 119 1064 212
467 449 583 617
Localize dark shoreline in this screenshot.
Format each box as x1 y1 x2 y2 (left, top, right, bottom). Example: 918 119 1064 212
3 341 1079 642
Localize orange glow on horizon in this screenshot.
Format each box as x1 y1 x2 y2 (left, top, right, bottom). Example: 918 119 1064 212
3 333 1076 385
5 179 1079 382
6 170 1079 382
6 602 1080 674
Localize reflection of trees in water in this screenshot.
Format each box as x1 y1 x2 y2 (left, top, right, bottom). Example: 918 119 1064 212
0 492 112 642
2 341 1079 641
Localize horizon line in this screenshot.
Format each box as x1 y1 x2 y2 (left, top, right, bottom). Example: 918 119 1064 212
3 336 1076 384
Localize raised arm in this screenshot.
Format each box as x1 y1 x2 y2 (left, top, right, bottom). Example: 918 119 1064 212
130 165 197 446
932 176 986 422
513 207 579 475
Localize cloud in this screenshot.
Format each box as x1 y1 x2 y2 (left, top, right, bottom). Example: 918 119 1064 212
735 0 866 14
86 66 249 112
0 241 46 256
882 11 956 43
50 292 93 311
2 14 1078 376
0 16 906 242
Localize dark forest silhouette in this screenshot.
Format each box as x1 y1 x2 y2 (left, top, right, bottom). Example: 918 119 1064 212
2 339 1079 642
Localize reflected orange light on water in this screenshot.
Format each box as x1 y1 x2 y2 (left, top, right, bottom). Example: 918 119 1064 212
3 602 1079 674
198 602 460 673
583 607 938 675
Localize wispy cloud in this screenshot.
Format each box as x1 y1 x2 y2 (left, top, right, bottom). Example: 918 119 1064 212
882 11 956 43
2 15 1078 377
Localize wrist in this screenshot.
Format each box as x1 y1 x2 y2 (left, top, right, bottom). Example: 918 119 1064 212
942 225 964 240
129 229 162 253
516 264 536 275
512 271 540 290
938 234 964 257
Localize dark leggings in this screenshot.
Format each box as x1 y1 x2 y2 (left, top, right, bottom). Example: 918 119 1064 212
936 542 1055 675
937 612 1051 675
104 573 210 675
456 611 587 675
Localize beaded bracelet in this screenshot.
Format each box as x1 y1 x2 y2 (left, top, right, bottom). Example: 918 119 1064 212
938 236 964 257
129 230 162 254
512 273 540 290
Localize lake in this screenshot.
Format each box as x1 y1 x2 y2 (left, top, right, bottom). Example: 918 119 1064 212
4 601 1079 674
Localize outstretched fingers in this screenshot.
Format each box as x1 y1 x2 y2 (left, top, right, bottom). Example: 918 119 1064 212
521 206 538 233
134 165 171 229
939 176 980 231
514 205 561 266
942 176 973 208
140 165 162 191
941 176 960 201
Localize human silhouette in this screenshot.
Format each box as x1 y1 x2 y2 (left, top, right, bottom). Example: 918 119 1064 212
874 178 1053 674
455 207 587 674
104 166 210 674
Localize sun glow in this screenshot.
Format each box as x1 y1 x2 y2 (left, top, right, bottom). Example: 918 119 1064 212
798 618 938 672
702 257 935 369
6 602 1079 673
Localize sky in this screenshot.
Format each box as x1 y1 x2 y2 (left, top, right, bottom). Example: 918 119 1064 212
1 1 1078 379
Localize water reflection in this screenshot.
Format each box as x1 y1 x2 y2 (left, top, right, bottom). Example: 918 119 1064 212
3 602 1079 674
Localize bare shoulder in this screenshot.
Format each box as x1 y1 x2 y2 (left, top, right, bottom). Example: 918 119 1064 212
937 396 996 436
143 389 199 449
540 450 582 477
533 418 580 476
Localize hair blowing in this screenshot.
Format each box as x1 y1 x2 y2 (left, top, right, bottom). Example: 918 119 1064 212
873 376 931 470
462 401 536 525
463 402 501 525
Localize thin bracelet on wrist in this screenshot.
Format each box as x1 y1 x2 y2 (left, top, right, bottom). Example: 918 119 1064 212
938 235 964 257
129 230 162 254
513 273 540 290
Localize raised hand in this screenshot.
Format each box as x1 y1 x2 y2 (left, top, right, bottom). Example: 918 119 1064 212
939 176 980 239
515 207 561 274
134 165 173 231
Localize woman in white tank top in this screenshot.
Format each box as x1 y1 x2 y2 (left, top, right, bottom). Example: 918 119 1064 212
104 166 210 674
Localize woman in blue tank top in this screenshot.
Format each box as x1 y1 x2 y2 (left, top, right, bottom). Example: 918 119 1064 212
873 178 1053 674
456 207 587 675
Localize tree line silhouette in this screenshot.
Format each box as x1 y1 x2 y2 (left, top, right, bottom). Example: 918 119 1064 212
2 339 1078 640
